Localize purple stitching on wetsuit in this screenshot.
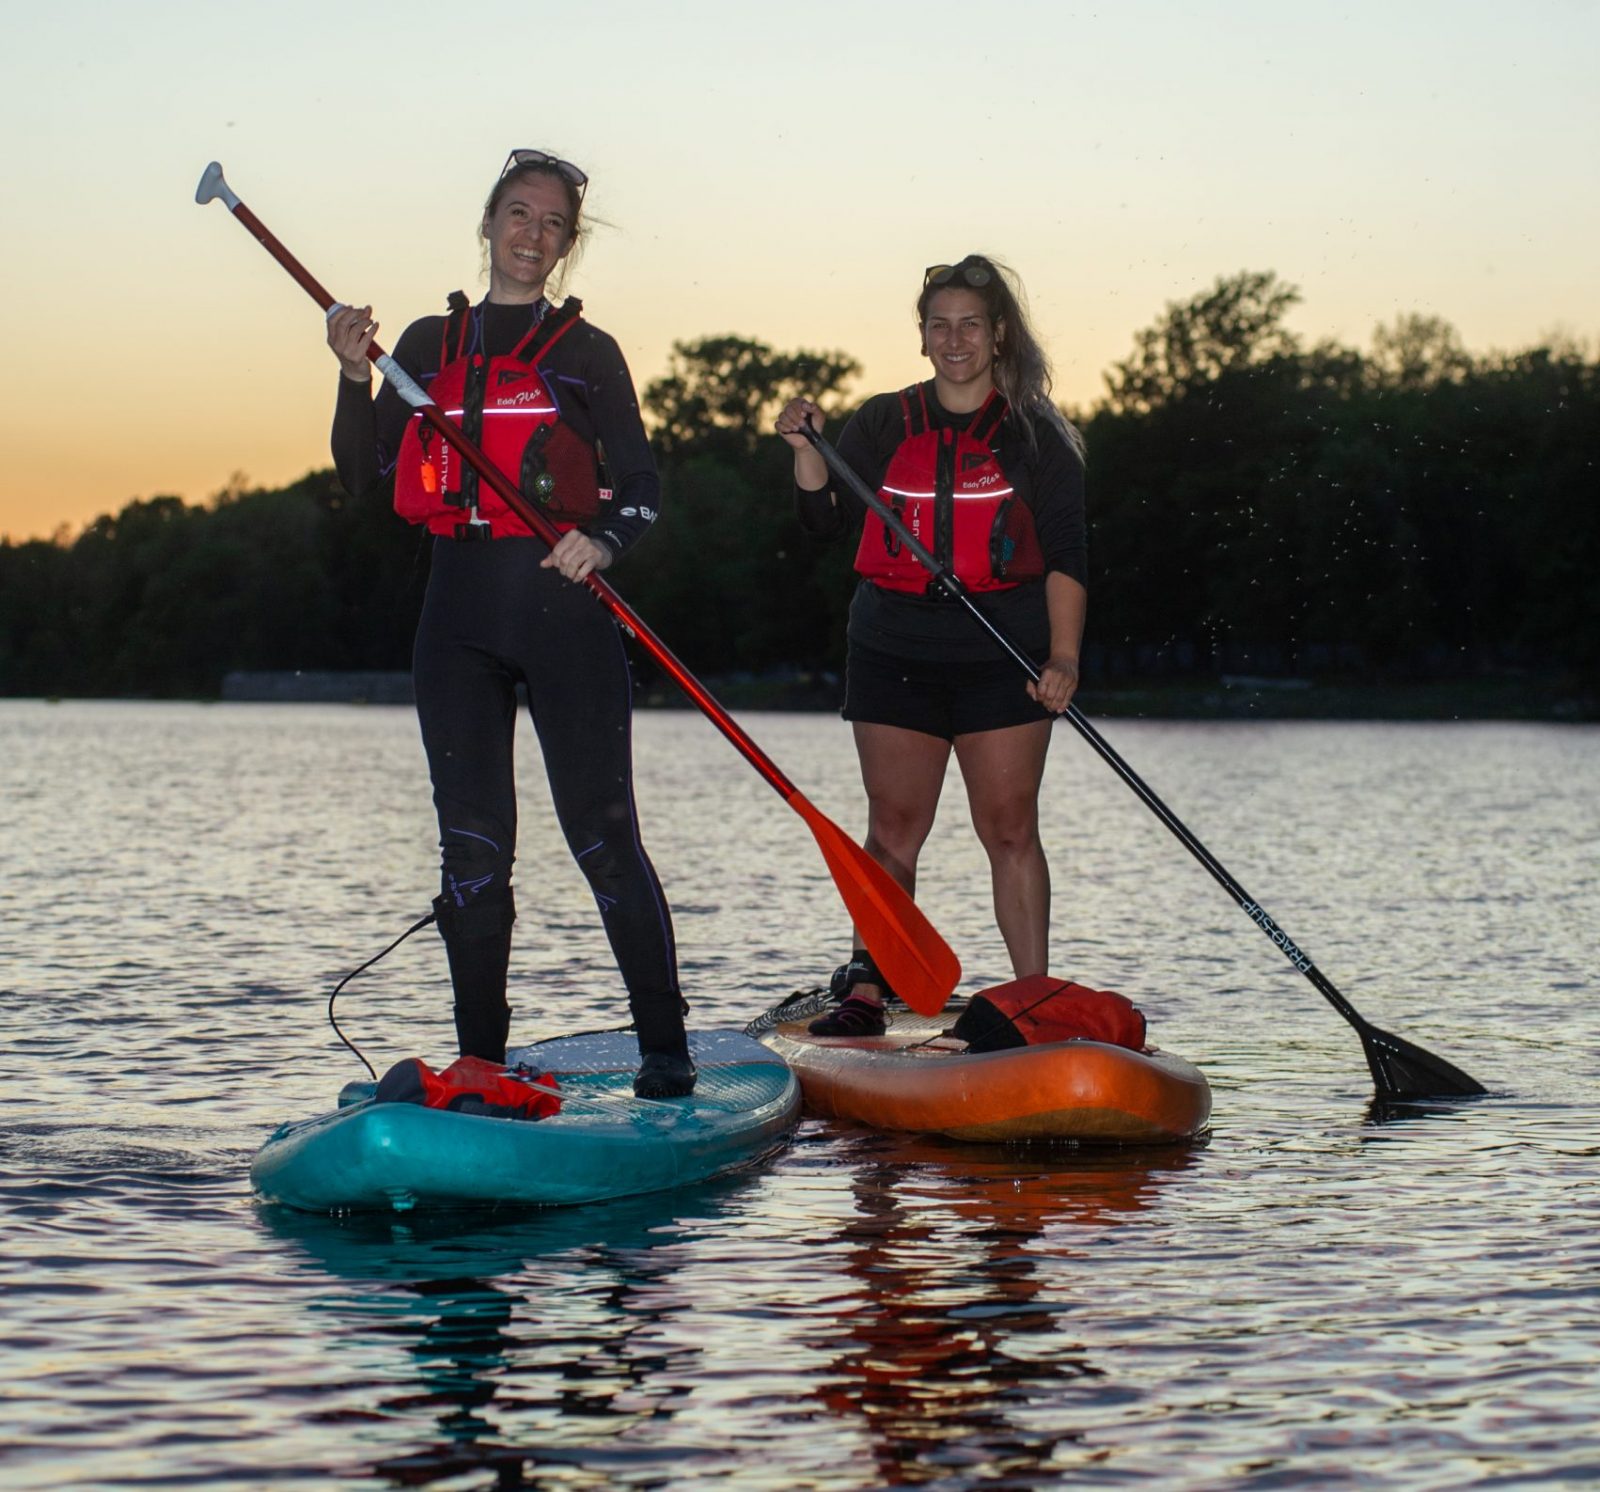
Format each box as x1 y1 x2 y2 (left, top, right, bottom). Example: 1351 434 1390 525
444 827 502 907
573 840 620 915
446 827 502 850
547 375 591 422
444 872 496 907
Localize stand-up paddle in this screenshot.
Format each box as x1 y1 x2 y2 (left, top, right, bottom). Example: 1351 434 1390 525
796 420 1484 1100
194 161 958 1016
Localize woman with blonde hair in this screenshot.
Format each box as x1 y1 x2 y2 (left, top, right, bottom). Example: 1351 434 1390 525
326 149 692 1096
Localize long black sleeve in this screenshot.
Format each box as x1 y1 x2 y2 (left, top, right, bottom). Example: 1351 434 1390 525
331 372 379 496
794 393 903 541
560 324 660 558
329 300 661 559
330 316 439 498
791 381 1088 661
794 384 1087 584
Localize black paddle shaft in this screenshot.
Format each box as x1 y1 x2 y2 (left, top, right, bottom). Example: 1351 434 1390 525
797 421 1485 1099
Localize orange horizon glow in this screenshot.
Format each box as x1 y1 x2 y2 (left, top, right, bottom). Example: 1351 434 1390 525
3 0 1596 545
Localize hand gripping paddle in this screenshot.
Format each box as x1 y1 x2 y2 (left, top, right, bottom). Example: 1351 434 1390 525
796 420 1484 1098
196 162 960 1015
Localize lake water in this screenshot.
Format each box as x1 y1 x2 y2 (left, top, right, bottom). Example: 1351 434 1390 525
2 700 1596 1490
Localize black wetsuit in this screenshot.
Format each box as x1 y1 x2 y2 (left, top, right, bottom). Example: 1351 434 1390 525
332 297 681 1061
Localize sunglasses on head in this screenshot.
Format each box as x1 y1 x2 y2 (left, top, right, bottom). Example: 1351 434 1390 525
500 149 589 197
924 260 993 289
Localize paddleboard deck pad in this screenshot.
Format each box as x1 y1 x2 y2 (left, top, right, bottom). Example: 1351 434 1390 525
251 1028 800 1213
749 990 1210 1143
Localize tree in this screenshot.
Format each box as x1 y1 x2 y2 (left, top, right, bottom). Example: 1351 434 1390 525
617 334 863 675
643 336 859 459
1369 313 1473 390
1103 271 1302 414
6 297 1595 705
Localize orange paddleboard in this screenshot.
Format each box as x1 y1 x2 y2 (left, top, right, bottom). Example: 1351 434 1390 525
753 994 1210 1144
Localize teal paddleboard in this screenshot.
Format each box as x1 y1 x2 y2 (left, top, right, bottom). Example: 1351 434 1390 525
250 1029 800 1214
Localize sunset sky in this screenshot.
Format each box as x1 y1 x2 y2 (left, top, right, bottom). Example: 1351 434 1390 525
2 0 1595 542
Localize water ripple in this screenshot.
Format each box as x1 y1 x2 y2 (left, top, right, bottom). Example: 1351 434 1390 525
2 704 1597 1488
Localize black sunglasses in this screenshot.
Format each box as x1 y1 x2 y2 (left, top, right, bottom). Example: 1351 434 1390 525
500 149 589 199
924 261 993 289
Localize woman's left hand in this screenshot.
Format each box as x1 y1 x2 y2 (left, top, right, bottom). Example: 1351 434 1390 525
540 531 613 583
1027 657 1079 714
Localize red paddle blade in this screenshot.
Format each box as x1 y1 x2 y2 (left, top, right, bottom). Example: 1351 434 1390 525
789 791 960 1016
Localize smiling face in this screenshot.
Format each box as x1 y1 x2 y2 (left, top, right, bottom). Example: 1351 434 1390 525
922 287 1000 402
482 171 576 303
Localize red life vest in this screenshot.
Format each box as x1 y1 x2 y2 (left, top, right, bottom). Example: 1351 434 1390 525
854 384 1044 594
393 295 606 539
374 1054 563 1120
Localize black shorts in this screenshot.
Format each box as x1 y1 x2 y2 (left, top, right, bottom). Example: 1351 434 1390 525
842 643 1053 741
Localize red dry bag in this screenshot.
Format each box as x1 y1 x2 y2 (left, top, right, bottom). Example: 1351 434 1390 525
951 975 1147 1054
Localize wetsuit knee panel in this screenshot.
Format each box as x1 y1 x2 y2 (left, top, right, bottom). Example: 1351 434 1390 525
433 887 517 943
436 817 516 910
568 831 633 891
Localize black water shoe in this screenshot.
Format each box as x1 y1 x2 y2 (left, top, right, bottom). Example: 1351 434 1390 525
807 993 887 1037
634 1051 697 1099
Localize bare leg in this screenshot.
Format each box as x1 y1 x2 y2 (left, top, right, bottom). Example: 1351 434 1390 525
953 719 1054 977
850 721 952 1003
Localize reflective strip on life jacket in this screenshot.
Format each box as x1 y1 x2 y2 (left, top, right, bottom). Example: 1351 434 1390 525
393 296 602 539
854 386 1043 594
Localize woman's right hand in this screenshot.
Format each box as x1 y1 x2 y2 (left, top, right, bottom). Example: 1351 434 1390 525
774 397 823 450
776 397 830 490
326 303 378 381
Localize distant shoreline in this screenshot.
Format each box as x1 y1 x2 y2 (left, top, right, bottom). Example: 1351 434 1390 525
13 669 1586 722
637 673 1597 722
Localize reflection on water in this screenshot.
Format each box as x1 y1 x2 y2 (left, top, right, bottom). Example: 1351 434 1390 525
798 1134 1201 1488
261 1142 1202 1490
266 1190 730 1487
3 703 1599 1489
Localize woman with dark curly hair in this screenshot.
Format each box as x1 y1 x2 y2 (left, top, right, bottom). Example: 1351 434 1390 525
776 254 1087 1035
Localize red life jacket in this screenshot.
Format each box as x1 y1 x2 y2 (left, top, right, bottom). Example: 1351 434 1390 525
374 1054 563 1120
854 384 1044 594
950 975 1147 1054
393 294 606 539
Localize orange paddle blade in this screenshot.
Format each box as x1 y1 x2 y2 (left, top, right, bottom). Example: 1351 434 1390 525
789 791 960 1016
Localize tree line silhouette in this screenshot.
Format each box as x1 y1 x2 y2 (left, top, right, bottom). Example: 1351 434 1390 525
2 272 1595 709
